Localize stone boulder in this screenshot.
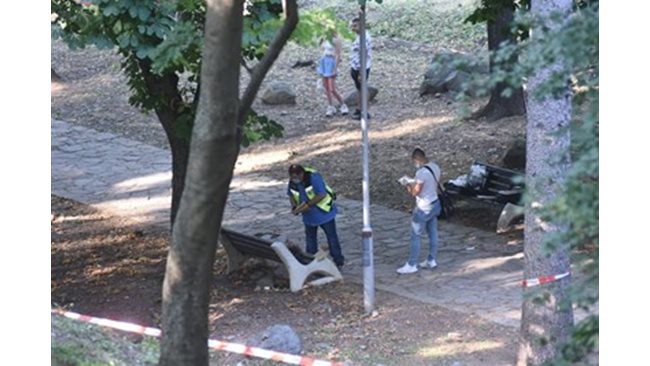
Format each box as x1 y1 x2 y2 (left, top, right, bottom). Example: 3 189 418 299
420 51 488 97
261 82 296 105
343 86 379 107
248 324 302 354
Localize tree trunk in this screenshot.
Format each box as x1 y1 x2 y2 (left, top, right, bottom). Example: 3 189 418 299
136 59 190 229
517 0 574 364
169 136 190 226
473 4 526 121
158 0 244 364
153 109 190 229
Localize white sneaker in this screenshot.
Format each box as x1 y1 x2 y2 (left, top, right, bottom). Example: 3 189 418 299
396 263 418 274
339 103 349 115
419 259 438 269
325 106 336 117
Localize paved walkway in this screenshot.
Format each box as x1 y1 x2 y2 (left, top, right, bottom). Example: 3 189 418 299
52 119 526 328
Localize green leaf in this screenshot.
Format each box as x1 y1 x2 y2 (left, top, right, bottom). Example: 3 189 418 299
138 7 151 21
172 113 193 142
130 34 140 47
135 46 154 59
89 35 114 49
102 4 120 17
128 6 138 19
242 110 284 146
246 130 262 142
152 24 166 38
116 33 130 48
113 20 124 34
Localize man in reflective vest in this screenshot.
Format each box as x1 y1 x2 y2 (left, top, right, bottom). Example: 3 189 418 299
287 164 345 268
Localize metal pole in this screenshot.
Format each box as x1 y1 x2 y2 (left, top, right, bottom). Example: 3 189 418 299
359 4 375 314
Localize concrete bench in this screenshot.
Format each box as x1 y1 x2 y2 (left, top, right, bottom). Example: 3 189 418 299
219 228 342 292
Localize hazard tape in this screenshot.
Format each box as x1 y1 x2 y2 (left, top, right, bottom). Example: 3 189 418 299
522 272 570 288
52 309 343 366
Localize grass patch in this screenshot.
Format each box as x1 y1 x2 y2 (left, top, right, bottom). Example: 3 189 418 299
51 315 159 366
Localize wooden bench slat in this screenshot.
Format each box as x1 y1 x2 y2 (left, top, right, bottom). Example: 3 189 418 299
221 228 313 265
485 180 512 188
444 161 524 206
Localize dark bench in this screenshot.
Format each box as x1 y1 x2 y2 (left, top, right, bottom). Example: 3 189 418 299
220 229 312 264
219 228 342 292
445 161 524 204
444 161 525 232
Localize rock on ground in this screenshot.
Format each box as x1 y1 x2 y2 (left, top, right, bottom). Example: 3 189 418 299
344 86 379 107
261 81 297 105
419 51 488 97
248 324 302 354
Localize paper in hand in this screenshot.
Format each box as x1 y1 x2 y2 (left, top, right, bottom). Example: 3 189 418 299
398 175 415 186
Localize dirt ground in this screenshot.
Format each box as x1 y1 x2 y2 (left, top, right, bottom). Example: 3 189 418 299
51 195 519 365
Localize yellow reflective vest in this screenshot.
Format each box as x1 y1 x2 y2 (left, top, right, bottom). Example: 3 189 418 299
289 167 336 212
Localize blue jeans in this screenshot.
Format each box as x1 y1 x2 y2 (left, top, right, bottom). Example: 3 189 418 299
408 200 441 266
305 218 345 266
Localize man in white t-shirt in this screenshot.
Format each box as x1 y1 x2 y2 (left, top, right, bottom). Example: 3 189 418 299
397 148 442 274
349 17 372 120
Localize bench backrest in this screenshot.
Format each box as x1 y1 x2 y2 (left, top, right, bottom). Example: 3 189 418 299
221 228 279 262
474 161 524 194
220 228 312 265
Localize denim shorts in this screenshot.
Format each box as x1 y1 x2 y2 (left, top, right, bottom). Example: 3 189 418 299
318 55 337 78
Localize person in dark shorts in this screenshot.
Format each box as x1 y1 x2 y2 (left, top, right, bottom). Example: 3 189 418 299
349 17 372 120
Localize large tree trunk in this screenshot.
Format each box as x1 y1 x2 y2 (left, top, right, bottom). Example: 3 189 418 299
158 0 244 364
517 0 574 364
158 0 298 363
473 4 526 121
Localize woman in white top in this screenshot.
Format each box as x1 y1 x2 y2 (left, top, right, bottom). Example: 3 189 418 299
317 30 349 117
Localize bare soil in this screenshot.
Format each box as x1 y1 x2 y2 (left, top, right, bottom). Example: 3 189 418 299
51 195 519 365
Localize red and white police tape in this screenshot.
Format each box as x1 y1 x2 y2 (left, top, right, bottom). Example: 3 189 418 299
52 309 343 366
522 272 570 288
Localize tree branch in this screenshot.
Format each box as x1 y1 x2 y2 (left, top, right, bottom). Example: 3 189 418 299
136 58 182 134
237 0 298 125
240 57 253 75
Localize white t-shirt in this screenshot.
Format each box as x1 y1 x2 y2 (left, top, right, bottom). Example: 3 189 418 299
321 40 335 57
414 162 441 212
350 31 372 70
